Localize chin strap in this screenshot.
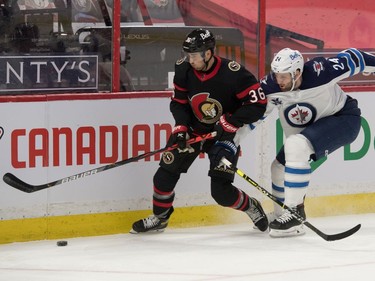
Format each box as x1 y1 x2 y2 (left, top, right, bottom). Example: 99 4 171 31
290 71 302 91
202 52 214 71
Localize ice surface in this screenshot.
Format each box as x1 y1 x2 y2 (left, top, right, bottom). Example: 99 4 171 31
0 213 374 281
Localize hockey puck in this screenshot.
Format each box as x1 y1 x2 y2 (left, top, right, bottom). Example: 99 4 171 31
57 240 68 247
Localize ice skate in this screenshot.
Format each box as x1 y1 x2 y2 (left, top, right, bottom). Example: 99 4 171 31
269 204 306 238
246 198 269 232
130 207 173 234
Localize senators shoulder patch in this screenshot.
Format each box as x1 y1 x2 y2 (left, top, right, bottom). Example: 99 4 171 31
162 151 174 164
176 57 185 65
228 61 241 71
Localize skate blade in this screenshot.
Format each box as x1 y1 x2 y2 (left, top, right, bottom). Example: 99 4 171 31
129 228 166 234
269 225 306 238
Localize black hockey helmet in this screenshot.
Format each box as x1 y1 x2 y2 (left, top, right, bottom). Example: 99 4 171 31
182 28 216 53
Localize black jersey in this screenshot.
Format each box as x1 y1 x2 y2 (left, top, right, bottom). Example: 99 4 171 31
171 56 267 134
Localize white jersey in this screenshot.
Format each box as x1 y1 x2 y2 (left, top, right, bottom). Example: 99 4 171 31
258 48 375 137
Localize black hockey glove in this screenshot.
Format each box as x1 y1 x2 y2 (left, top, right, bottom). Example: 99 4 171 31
214 114 240 142
170 125 193 153
208 140 238 168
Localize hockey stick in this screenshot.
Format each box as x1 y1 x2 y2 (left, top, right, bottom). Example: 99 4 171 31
220 158 361 241
3 132 216 193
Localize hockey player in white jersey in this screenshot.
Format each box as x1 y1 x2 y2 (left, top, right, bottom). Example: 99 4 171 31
259 48 375 237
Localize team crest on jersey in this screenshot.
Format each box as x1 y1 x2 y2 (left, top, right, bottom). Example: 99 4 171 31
162 151 174 164
228 61 241 71
284 103 317 127
313 61 324 76
190 93 223 124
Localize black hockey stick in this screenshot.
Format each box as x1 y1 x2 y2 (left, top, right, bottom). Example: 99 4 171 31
220 158 361 241
3 132 216 193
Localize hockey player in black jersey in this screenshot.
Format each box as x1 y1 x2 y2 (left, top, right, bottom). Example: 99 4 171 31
131 28 268 234
258 47 375 238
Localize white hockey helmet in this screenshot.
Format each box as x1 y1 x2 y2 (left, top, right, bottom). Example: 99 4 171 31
271 48 304 75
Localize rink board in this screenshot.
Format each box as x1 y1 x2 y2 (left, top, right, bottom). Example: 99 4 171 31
0 92 374 243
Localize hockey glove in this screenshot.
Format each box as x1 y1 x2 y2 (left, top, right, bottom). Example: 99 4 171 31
171 125 194 153
208 140 238 168
214 114 239 142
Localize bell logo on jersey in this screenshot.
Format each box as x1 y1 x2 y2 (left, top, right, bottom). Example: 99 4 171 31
190 93 223 124
284 103 317 127
313 61 324 76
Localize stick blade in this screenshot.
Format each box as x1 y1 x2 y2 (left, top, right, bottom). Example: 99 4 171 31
324 224 362 241
3 173 36 193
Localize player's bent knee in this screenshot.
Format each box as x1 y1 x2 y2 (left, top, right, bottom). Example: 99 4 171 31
271 159 284 173
210 178 233 206
284 134 314 162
